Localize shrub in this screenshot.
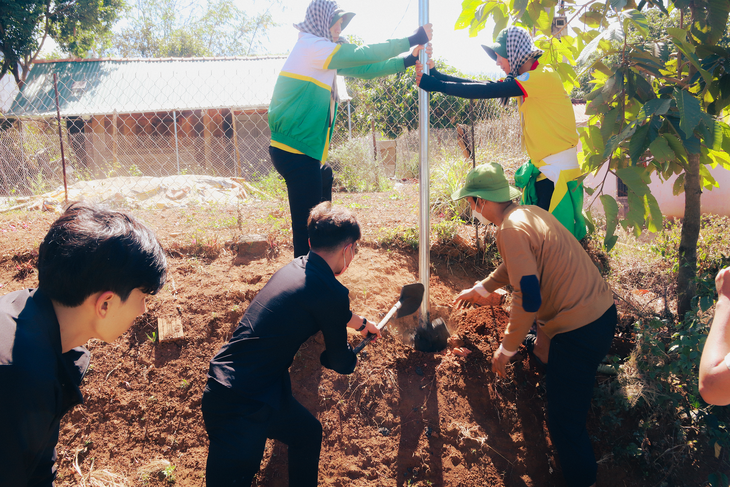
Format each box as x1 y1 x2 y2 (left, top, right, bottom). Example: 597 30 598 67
328 137 391 192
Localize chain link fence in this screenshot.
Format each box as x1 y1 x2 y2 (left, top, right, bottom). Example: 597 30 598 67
0 57 522 212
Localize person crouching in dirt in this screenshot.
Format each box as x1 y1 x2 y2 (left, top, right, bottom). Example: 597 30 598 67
451 163 616 487
202 202 380 487
0 202 167 486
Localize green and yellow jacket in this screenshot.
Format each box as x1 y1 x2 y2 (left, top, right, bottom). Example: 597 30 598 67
269 33 412 162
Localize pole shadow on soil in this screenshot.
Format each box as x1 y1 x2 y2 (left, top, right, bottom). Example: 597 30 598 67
395 353 445 485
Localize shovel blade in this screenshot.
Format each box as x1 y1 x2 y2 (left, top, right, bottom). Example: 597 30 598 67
395 283 425 318
414 318 450 352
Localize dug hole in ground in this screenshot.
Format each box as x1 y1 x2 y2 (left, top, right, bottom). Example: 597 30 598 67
0 183 717 486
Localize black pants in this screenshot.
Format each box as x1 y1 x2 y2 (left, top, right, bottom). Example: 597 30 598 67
535 177 555 212
547 304 617 487
269 146 333 258
202 381 322 487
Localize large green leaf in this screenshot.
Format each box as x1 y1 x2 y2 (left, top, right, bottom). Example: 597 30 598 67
492 5 509 38
624 190 645 236
648 135 676 164
616 166 652 197
674 89 703 137
616 166 656 236
638 98 671 119
576 21 623 66
706 148 730 170
673 173 685 195
455 0 483 30
511 0 529 20
663 133 689 164
697 112 723 150
707 0 730 45
600 107 621 149
698 162 719 190
643 192 663 233
629 120 655 164
604 121 637 158
600 194 619 251
667 27 713 86
621 9 648 37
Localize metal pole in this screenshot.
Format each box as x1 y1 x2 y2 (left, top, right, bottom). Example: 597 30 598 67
418 0 430 326
53 73 68 205
470 99 480 259
173 110 180 175
348 100 352 140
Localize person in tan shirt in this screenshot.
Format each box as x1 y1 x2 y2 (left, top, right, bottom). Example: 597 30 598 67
452 163 616 487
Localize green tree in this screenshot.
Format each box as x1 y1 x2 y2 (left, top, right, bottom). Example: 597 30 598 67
0 0 123 87
458 0 730 318
109 0 278 58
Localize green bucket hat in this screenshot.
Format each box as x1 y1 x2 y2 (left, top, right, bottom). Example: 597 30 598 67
481 28 508 61
451 163 521 202
331 9 355 29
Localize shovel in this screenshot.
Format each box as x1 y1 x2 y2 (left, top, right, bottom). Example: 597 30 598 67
353 283 424 354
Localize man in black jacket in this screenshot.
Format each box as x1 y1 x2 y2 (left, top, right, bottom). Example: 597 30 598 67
202 202 379 487
0 202 167 487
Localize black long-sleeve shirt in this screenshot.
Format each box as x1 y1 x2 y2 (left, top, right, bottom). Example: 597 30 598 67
418 67 524 99
207 252 357 409
0 289 90 487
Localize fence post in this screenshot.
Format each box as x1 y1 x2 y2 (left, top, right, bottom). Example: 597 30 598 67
231 111 240 178
53 73 68 205
418 0 430 325
348 100 352 140
173 110 180 175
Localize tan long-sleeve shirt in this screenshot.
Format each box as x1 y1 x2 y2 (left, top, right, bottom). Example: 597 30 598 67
481 203 614 352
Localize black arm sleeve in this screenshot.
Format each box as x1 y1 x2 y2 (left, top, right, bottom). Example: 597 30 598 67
419 73 524 100
403 53 418 69
429 67 485 84
408 26 429 47
318 309 357 374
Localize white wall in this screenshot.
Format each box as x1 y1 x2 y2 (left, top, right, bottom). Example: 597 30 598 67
584 163 730 218
0 75 19 113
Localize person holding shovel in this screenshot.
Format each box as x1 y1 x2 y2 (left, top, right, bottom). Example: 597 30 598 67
269 0 432 258
415 26 586 241
451 163 616 487
202 202 380 487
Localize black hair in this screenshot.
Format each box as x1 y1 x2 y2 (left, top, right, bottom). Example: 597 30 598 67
307 202 361 252
37 202 167 307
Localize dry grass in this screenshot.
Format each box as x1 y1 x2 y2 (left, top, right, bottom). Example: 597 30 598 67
617 350 660 408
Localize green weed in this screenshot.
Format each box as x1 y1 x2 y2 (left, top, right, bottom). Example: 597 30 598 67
252 170 287 200
376 225 419 250
329 137 391 192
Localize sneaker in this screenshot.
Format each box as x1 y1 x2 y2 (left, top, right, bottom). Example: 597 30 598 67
523 332 537 353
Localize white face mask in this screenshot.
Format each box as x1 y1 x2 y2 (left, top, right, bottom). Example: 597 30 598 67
472 200 491 226
335 243 355 277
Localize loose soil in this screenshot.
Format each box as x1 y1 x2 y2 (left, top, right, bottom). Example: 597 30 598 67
0 183 722 486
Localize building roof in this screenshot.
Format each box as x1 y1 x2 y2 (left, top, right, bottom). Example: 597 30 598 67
8 56 293 117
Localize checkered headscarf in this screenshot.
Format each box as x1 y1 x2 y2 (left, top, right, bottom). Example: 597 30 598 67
503 26 543 78
294 0 339 42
